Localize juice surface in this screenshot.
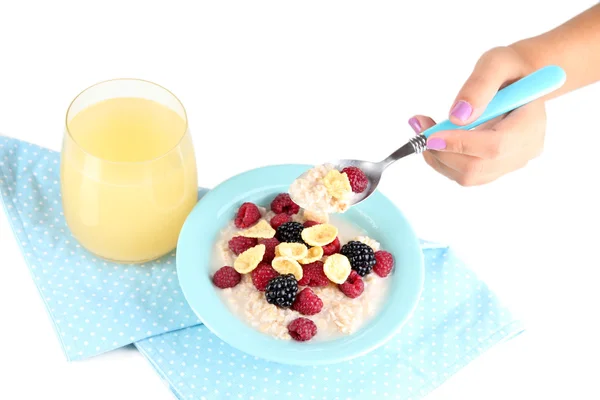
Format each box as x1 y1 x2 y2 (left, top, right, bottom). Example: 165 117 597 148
61 97 197 263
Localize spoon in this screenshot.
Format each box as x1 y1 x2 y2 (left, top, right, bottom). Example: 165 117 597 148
291 65 566 210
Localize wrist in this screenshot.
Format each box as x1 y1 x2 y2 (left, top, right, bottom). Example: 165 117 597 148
508 37 566 101
508 39 544 75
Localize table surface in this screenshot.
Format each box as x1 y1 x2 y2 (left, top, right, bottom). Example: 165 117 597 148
1 1 599 399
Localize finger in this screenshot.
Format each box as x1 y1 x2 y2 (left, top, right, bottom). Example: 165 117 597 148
467 152 531 186
422 151 462 182
449 46 531 125
425 129 507 159
407 115 436 135
427 147 527 187
432 145 537 187
493 100 546 146
428 151 485 178
426 101 543 159
498 101 547 160
410 115 457 179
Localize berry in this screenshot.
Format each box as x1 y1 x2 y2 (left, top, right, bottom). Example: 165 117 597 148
258 237 279 263
341 167 368 193
228 236 258 255
212 266 241 289
251 263 280 291
265 274 298 308
373 251 394 277
271 193 300 215
340 241 376 276
321 237 341 256
234 202 261 228
303 220 321 228
297 261 329 287
270 213 292 229
338 270 364 298
288 318 317 341
292 288 323 315
275 221 305 244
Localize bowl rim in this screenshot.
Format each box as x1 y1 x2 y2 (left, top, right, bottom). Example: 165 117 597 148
176 164 424 365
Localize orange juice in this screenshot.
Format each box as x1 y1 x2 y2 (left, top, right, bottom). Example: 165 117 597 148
61 95 198 263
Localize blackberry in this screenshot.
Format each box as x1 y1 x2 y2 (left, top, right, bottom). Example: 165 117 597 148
265 274 298 308
340 241 376 276
275 221 305 244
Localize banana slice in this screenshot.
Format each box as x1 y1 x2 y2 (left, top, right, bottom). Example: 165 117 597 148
275 243 308 260
238 219 275 239
233 244 265 274
303 209 329 224
272 256 303 281
323 253 351 284
299 246 324 264
322 169 352 199
301 223 338 247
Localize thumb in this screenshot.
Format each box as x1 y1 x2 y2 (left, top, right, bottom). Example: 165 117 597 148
449 46 530 126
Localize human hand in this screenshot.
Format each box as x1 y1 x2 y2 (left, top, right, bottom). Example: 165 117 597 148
409 46 547 186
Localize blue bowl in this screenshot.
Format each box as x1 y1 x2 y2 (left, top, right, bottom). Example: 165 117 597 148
176 164 424 365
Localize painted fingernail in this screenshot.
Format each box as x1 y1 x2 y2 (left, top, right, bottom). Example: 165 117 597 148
450 100 473 122
427 137 446 150
408 117 421 134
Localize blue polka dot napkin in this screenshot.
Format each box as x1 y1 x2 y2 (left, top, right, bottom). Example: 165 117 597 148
1 134 524 399
0 135 202 360
134 244 523 400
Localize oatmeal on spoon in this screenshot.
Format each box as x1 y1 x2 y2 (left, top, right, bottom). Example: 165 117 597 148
289 163 370 214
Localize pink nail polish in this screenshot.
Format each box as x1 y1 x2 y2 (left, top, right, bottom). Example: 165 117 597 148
408 117 421 134
427 138 446 150
450 100 473 122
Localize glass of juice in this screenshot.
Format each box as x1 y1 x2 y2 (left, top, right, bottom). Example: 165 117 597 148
60 79 198 263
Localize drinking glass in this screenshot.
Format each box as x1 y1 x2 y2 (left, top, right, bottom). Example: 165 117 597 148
60 79 198 263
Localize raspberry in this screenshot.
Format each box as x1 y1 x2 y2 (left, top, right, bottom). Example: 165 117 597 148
303 220 321 228
321 237 341 256
251 263 279 291
292 288 323 315
341 167 368 193
288 318 317 341
270 213 292 229
297 261 329 287
234 202 261 228
212 266 241 289
338 270 364 298
270 193 300 215
373 251 394 277
228 236 258 255
258 237 279 263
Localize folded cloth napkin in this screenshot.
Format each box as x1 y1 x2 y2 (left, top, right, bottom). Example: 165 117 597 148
1 135 524 399
134 244 523 400
0 135 202 360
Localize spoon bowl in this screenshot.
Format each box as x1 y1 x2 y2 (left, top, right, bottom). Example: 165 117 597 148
324 159 386 207
290 135 425 211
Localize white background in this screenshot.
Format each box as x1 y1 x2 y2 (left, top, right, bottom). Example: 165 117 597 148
1 1 599 399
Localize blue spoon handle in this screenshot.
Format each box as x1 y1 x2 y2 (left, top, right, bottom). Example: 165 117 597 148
421 65 566 138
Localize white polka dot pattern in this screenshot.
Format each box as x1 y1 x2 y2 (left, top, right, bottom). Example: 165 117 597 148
1 136 524 398
0 136 201 360
135 246 523 400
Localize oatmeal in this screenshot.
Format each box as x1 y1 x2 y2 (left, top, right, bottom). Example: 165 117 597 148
211 193 394 342
352 236 381 252
289 164 370 214
289 164 353 214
